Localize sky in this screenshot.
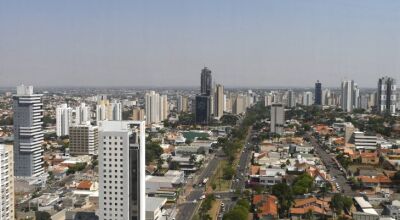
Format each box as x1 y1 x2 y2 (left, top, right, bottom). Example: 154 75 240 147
1 0 400 88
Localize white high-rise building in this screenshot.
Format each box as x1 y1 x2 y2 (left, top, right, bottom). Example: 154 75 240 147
98 121 145 220
75 103 90 125
302 91 313 106
270 103 285 135
0 144 15 220
96 99 122 123
13 85 44 177
341 80 355 112
145 91 160 125
160 95 168 121
56 104 72 137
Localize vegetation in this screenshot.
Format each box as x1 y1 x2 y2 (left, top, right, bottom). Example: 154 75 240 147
292 173 314 195
199 194 215 220
336 153 352 169
177 112 195 125
223 198 250 220
272 183 294 218
35 211 52 220
146 141 163 165
330 194 353 214
66 162 87 175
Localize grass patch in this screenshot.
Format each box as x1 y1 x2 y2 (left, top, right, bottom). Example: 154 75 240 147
208 200 222 219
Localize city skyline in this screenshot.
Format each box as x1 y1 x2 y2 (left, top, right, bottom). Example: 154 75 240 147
1 1 400 87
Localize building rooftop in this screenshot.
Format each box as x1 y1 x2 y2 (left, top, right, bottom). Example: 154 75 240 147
146 197 167 212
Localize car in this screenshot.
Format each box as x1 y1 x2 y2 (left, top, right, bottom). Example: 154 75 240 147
193 199 197 203
200 195 206 200
216 195 221 199
221 203 225 207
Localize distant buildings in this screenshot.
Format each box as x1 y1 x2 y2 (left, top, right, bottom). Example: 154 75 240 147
287 90 296 108
302 92 313 106
132 107 145 121
377 76 397 115
341 80 357 112
69 123 99 155
56 104 72 137
98 121 146 220
314 80 322 105
75 103 90 125
214 84 224 119
96 97 122 123
145 91 169 125
0 144 14 220
195 67 213 124
13 85 44 177
270 103 285 135
177 95 189 113
201 67 212 96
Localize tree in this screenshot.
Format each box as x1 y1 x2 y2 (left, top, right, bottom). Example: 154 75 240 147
272 183 294 217
146 141 163 165
35 211 51 220
292 173 314 195
330 194 353 214
223 166 235 180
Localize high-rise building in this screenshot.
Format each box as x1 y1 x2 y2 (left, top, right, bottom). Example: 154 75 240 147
132 107 145 121
160 95 169 121
56 104 72 137
177 95 188 113
214 84 224 119
201 67 212 96
96 99 122 122
145 91 160 125
98 121 145 220
315 80 322 105
287 90 296 108
75 103 90 125
69 123 99 155
341 80 355 112
270 103 285 135
377 77 397 115
302 92 313 106
13 85 44 177
233 94 246 115
264 93 273 107
195 95 211 124
0 144 15 220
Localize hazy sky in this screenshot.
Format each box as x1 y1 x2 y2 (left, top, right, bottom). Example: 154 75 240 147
1 1 400 88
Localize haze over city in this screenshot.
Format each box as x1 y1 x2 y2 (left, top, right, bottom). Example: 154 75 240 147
1 0 400 88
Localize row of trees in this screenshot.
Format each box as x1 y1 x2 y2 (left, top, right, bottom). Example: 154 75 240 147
223 199 250 220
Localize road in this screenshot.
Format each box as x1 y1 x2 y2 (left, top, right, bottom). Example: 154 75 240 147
310 135 356 196
175 151 222 220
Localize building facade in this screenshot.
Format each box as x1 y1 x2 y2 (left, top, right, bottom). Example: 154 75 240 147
98 121 146 220
69 123 99 155
315 80 322 105
270 103 285 135
0 144 15 220
13 85 44 177
56 103 72 137
377 76 397 115
214 84 224 119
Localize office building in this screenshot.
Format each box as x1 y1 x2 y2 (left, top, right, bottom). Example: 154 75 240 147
302 91 313 106
377 77 397 115
214 84 224 119
69 123 99 155
132 107 145 121
13 85 44 177
0 144 15 220
195 95 211 124
56 104 72 137
201 67 212 96
98 121 145 220
270 103 285 135
233 94 246 115
315 80 322 105
341 80 355 112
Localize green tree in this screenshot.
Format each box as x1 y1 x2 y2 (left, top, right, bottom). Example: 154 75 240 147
330 194 353 214
35 211 51 220
272 183 294 217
